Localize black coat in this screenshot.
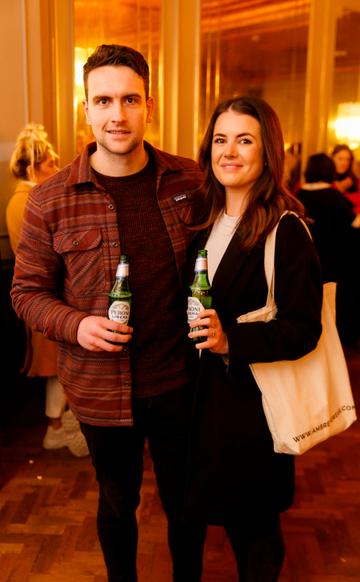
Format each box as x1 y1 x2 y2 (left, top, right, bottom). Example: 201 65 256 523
297 186 360 344
184 214 323 526
297 186 355 282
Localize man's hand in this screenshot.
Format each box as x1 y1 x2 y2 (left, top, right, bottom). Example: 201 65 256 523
77 315 133 352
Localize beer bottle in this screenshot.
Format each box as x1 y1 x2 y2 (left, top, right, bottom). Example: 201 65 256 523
108 255 132 340
187 249 212 342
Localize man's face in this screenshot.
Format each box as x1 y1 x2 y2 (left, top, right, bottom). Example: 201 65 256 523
83 65 153 163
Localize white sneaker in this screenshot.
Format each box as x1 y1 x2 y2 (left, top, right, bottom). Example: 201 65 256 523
43 421 89 457
43 426 67 449
61 409 89 457
61 408 80 433
65 430 89 458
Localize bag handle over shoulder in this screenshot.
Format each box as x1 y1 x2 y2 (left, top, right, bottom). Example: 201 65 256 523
237 211 313 326
264 211 312 301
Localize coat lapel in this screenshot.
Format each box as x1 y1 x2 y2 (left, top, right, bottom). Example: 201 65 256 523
187 225 265 315
211 231 252 300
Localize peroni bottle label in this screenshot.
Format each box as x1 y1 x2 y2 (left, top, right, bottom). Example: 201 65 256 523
187 296 205 323
108 300 131 325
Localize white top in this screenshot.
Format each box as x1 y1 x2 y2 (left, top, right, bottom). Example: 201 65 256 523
205 212 238 283
300 182 332 190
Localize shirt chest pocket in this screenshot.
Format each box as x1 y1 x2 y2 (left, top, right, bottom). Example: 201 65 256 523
171 192 194 224
54 229 106 295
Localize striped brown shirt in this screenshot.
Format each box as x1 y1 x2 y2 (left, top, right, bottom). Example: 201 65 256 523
11 142 203 426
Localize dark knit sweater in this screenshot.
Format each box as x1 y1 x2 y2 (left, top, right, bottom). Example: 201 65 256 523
93 158 189 397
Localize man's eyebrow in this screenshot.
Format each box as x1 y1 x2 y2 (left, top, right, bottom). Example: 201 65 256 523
92 92 143 101
91 94 109 102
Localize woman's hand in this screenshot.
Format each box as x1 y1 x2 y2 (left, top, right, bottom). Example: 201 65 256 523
188 308 229 354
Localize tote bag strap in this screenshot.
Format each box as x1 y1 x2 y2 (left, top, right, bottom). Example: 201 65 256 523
264 211 311 301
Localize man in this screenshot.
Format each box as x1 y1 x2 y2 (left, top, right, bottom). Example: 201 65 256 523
11 44 205 581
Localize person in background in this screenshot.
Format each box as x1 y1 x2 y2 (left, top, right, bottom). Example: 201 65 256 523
297 153 360 346
296 153 355 282
184 95 323 581
331 144 360 216
11 45 206 581
6 123 89 457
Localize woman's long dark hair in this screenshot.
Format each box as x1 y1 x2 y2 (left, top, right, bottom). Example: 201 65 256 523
196 95 304 251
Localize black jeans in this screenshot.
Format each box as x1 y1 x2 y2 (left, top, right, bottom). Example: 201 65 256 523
81 386 206 582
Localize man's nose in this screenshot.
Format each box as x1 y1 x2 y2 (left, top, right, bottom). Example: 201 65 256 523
111 101 126 121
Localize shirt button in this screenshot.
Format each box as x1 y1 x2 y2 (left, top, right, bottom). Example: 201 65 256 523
108 204 115 210
72 240 79 246
112 242 119 247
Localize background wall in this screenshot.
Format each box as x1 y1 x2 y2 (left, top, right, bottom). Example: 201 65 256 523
1 0 359 265
0 1 29 261
0 0 74 262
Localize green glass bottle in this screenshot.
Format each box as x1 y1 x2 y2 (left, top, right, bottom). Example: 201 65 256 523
187 249 212 342
108 255 132 340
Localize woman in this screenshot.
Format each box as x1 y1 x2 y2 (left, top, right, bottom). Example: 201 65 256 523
331 144 360 215
185 96 323 581
7 123 88 457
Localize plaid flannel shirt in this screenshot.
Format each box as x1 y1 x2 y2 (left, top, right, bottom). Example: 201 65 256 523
11 142 203 426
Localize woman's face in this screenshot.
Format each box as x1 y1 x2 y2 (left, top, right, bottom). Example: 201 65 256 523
333 149 352 175
211 110 264 197
35 151 59 184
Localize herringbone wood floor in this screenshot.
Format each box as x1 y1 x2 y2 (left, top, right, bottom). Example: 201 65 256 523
1 346 360 582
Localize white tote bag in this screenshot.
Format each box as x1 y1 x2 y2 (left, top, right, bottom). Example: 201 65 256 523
237 213 357 455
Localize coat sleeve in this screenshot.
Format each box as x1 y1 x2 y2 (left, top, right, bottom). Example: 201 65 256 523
226 215 323 366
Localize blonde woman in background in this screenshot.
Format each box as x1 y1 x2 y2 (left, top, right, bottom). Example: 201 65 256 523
7 123 89 457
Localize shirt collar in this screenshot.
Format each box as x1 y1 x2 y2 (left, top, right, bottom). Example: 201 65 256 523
65 140 188 190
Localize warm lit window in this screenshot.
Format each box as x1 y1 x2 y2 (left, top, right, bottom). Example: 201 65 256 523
199 0 310 151
330 5 360 152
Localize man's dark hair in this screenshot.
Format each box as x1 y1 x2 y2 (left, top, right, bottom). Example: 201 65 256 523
83 44 150 99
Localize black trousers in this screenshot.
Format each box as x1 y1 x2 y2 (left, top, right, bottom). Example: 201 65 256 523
225 516 285 582
81 386 206 582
